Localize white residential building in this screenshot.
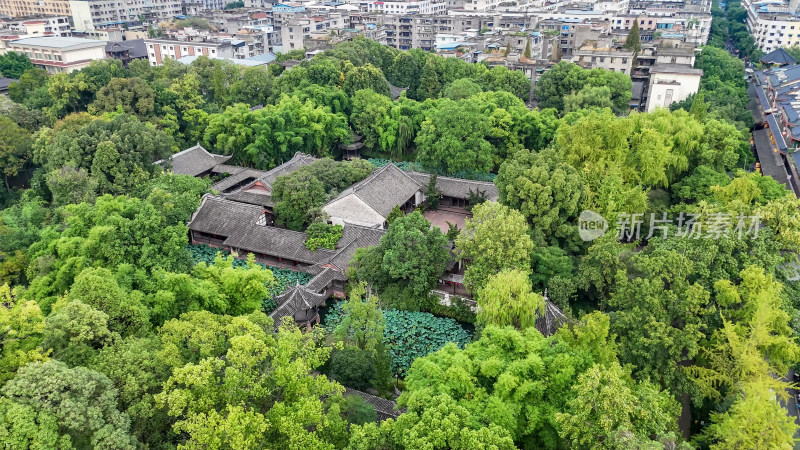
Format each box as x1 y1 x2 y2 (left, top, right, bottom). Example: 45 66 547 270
144 38 234 65
646 63 703 112
743 0 800 53
70 0 182 31
6 36 107 73
3 17 72 36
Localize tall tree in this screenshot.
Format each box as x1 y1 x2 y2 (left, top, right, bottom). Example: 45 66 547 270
333 284 385 352
1 360 139 449
0 52 33 78
624 21 642 54
415 99 495 175
476 269 544 329
155 319 349 448
90 77 156 119
0 116 31 190
556 362 679 449
355 210 449 299
496 147 584 247
455 201 534 292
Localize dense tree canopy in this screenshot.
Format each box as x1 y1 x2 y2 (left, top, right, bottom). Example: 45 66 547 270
534 62 633 114
0 33 795 450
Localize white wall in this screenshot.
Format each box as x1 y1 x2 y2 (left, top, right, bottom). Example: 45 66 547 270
646 72 701 112
70 0 94 32
63 45 106 64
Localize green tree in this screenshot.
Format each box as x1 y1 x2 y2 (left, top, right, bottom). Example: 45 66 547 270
329 348 375 391
390 314 634 448
8 68 50 109
477 269 544 329
42 300 116 366
0 397 67 449
271 169 327 230
89 336 172 448
230 66 272 106
32 114 173 194
1 360 139 449
45 165 97 207
497 147 584 247
624 21 642 54
355 211 449 299
703 381 797 449
0 285 48 384
240 95 349 169
443 78 483 100
190 253 276 316
415 99 495 175
689 91 708 121
333 286 385 351
156 320 349 448
387 51 420 87
0 116 31 190
90 77 155 118
0 52 33 78
66 267 150 337
425 174 440 210
456 201 534 292
417 57 442 100
534 62 632 114
524 38 532 58
343 63 392 97
350 89 394 150
564 85 614 112
556 362 679 449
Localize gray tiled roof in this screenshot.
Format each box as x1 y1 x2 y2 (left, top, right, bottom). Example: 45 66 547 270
327 225 385 271
211 152 318 205
211 169 269 193
270 283 327 325
535 300 569 336
223 225 335 265
156 144 232 177
276 282 326 310
406 172 499 201
760 48 796 66
187 195 264 236
306 267 344 292
329 164 421 218
225 190 275 208
256 152 318 187
211 164 246 175
188 196 386 271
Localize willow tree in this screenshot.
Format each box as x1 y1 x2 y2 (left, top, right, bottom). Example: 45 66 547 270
476 269 544 329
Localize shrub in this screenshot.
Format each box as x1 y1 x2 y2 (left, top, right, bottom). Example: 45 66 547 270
304 222 344 251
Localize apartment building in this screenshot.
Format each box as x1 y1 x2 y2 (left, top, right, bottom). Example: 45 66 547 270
2 17 72 36
358 0 447 15
7 36 107 73
0 0 71 18
280 13 347 50
743 0 800 53
69 0 182 31
572 40 634 74
144 38 234 65
463 0 504 12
